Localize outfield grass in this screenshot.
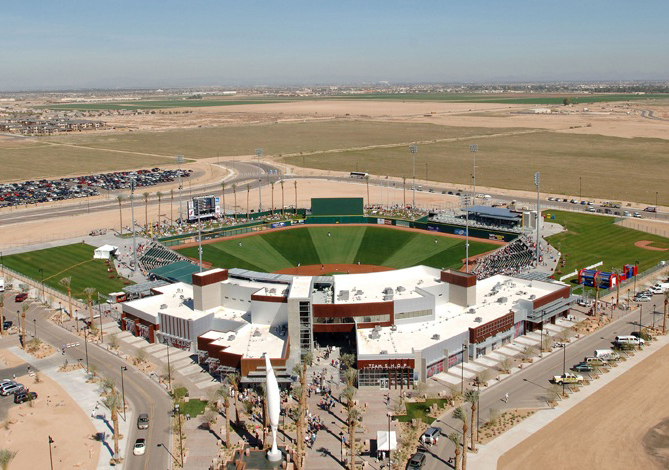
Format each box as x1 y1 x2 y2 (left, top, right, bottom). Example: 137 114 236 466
176 226 499 272
546 211 669 285
2 243 132 299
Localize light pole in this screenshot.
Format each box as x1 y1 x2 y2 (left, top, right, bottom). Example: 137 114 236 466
255 148 263 213
534 172 541 265
656 191 659 219
84 329 89 373
470 144 478 204
339 431 344 463
195 199 203 272
409 144 418 207
639 304 643 349
653 303 657 329
38 268 45 302
387 412 392 467
120 366 127 421
579 176 582 202
48 436 55 470
174 403 184 466
157 443 180 466
561 342 566 397
176 155 184 225
540 312 544 357
130 179 138 271
33 318 36 339
166 340 172 391
461 342 467 394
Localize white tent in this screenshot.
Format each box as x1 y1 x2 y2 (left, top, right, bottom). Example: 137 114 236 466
376 430 397 452
94 244 118 260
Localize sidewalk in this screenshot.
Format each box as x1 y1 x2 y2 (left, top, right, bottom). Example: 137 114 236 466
9 346 134 470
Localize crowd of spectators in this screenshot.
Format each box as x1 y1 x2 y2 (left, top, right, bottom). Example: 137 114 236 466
472 235 535 280
0 168 190 208
365 204 429 221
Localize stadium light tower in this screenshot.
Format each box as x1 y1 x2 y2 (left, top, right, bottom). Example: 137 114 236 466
130 179 138 272
255 148 263 213
409 144 418 207
534 172 541 265
470 144 478 203
195 199 203 272
176 155 184 225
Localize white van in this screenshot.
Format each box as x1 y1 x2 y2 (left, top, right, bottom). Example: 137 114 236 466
614 335 644 346
594 349 620 361
0 279 4 292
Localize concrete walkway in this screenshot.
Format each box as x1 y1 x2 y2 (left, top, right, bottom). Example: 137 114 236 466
10 346 134 469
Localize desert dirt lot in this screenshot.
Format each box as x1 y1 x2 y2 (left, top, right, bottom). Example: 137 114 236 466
0 349 99 469
498 341 669 470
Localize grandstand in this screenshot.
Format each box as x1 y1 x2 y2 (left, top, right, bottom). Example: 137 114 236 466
138 241 193 274
472 235 535 280
430 210 524 234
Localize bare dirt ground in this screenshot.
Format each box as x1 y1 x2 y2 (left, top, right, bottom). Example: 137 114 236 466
0 349 99 469
617 218 669 238
274 263 394 275
634 240 669 251
498 341 669 470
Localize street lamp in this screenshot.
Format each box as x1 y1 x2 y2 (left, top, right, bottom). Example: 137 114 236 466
33 318 36 339
339 431 344 463
84 329 89 373
157 443 180 466
561 342 567 397
470 144 478 203
130 179 138 271
653 304 657 329
656 191 659 219
174 404 184 466
461 343 467 394
255 148 263 213
534 172 541 265
166 340 172 391
38 268 45 302
409 144 418 207
120 366 128 421
387 412 392 467
48 436 55 470
639 304 643 350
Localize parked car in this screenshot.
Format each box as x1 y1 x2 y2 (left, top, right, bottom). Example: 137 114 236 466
407 451 427 469
137 413 149 430
644 206 657 212
14 391 37 404
133 438 146 456
633 212 642 218
552 373 583 385
14 293 28 302
0 383 25 396
2 321 11 330
421 427 441 444
573 363 593 372
614 335 645 346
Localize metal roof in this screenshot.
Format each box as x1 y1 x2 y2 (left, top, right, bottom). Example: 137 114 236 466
123 280 169 295
469 205 523 221
149 261 200 284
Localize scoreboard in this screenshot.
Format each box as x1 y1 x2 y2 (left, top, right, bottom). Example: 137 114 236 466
187 195 220 221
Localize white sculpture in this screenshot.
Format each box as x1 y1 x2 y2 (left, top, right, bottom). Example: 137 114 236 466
265 354 282 462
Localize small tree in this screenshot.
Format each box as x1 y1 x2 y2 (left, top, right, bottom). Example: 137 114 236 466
142 192 150 231
542 334 553 353
464 389 480 449
59 277 72 324
452 407 469 469
563 97 571 106
101 380 122 462
108 334 120 350
162 364 175 387
447 433 462 470
475 369 491 386
0 449 18 470
498 357 512 374
521 345 537 362
116 195 124 234
134 348 147 365
487 407 501 427
218 384 231 448
82 287 96 329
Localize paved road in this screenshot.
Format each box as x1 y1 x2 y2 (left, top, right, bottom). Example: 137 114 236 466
422 293 666 470
1 295 174 470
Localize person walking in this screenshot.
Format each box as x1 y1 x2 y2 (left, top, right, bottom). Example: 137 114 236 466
504 392 509 403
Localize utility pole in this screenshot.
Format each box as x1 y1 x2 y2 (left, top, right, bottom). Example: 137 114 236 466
176 155 184 225
534 172 541 265
409 144 418 207
256 148 263 213
470 144 478 204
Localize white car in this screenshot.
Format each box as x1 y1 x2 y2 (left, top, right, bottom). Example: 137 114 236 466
133 438 146 456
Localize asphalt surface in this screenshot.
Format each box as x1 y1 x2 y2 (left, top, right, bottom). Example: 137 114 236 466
0 294 174 470
1 160 665 227
421 290 668 470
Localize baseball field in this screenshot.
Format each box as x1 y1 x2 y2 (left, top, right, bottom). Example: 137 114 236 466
175 225 499 273
2 243 131 299
546 211 669 283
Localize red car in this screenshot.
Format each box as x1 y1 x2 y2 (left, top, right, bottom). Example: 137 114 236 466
15 293 28 302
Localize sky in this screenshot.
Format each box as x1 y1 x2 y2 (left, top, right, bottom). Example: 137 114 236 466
1 1 667 90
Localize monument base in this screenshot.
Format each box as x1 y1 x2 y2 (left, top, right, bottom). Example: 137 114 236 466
267 448 282 462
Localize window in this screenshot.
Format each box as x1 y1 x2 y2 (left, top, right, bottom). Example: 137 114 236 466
395 309 432 320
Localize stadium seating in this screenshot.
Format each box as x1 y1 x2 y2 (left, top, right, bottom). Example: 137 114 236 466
472 236 535 280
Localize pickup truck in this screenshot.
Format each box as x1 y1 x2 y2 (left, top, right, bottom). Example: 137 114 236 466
553 373 584 385
573 362 593 372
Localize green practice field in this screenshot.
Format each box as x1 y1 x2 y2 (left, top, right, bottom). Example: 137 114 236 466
2 243 132 299
546 211 669 285
176 225 498 272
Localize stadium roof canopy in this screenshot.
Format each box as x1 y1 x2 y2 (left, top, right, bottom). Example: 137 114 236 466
469 205 522 221
149 261 200 284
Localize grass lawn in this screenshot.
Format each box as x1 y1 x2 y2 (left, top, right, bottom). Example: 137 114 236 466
2 243 132 299
179 399 208 417
395 398 450 424
176 225 500 272
546 211 669 286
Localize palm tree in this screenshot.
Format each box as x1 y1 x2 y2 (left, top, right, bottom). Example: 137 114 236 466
232 184 238 221
142 192 150 231
59 277 72 325
228 372 241 426
102 382 121 461
221 182 226 220
218 384 231 447
116 195 124 234
347 407 362 470
169 189 174 225
662 291 669 335
246 184 250 219
292 351 313 470
403 176 406 207
270 181 275 215
464 389 480 450
156 191 162 225
0 449 18 470
294 180 298 212
83 287 96 328
344 368 357 389
0 294 4 335
447 433 462 470
365 175 370 207
280 180 285 217
452 406 469 469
